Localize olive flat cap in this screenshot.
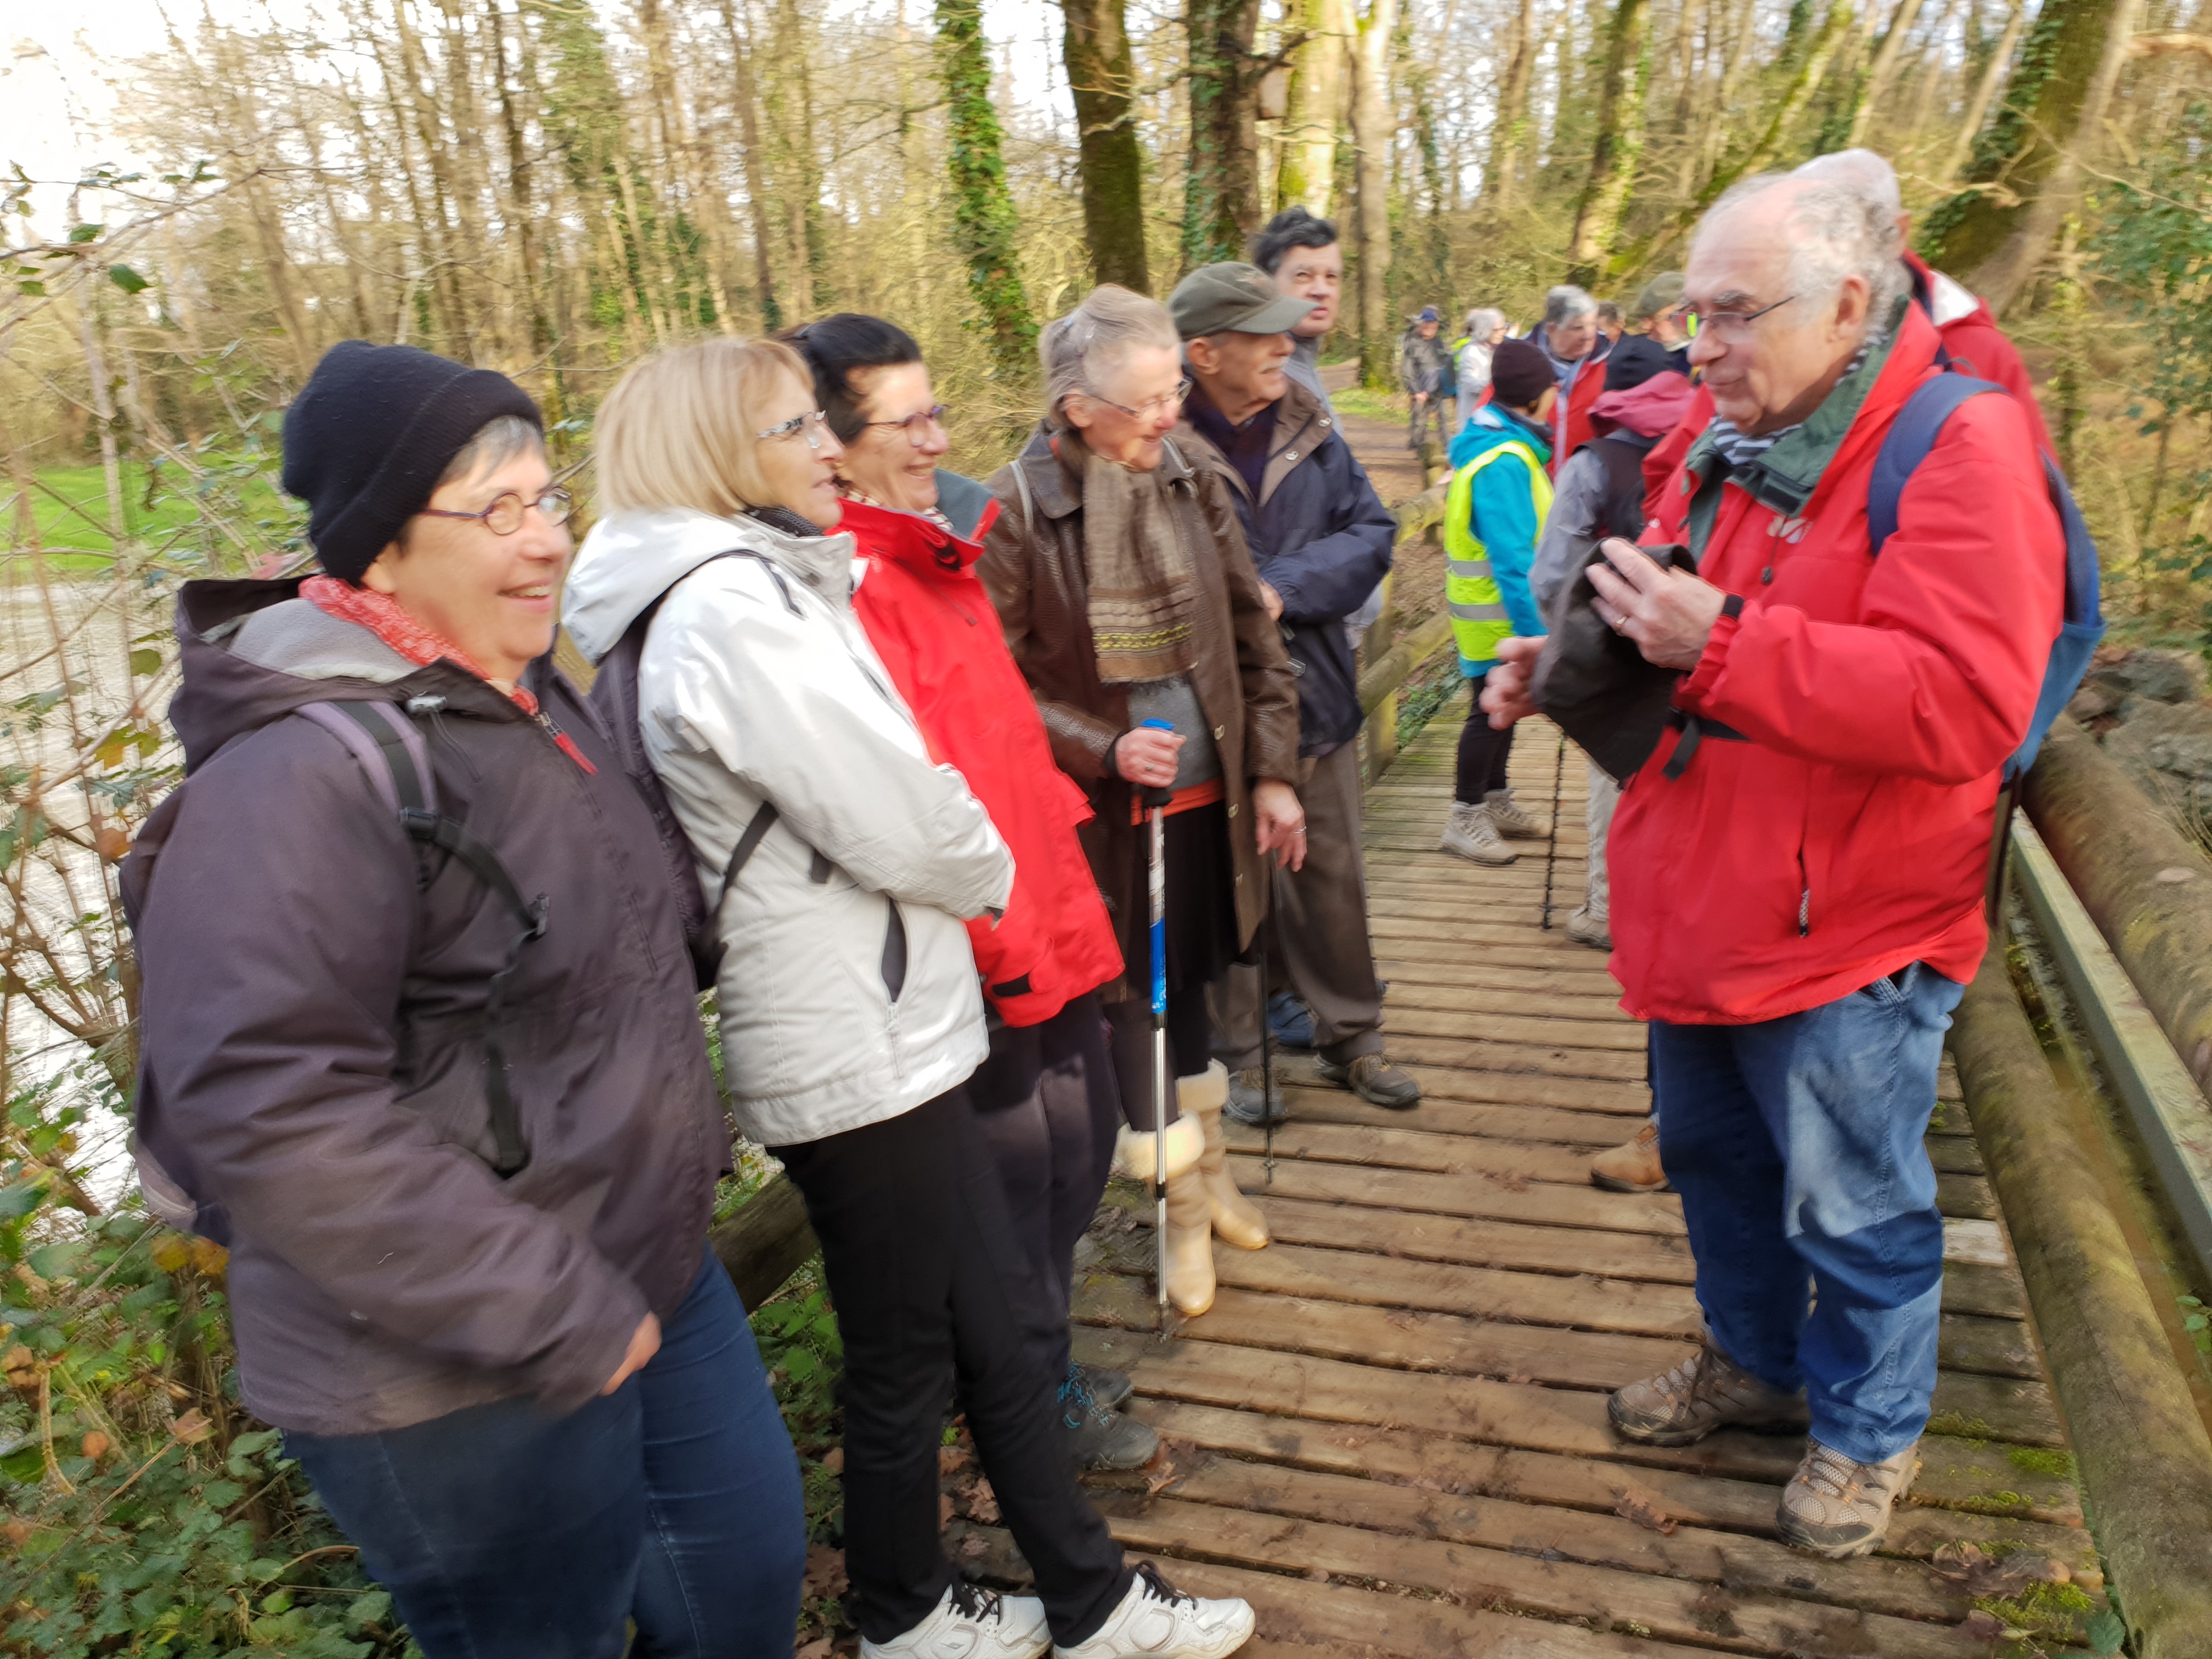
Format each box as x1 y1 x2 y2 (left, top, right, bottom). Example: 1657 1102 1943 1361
1169 262 1314 340
1632 272 1686 321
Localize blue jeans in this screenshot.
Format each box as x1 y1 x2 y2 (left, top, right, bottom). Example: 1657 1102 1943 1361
1651 963 1963 1463
287 1255 806 1659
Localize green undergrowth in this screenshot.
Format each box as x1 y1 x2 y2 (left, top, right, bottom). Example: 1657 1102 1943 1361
2007 1446 2077 1480
1394 653 1463 753
5 462 295 561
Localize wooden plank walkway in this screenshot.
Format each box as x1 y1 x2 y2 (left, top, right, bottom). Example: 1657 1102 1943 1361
1064 696 2091 1657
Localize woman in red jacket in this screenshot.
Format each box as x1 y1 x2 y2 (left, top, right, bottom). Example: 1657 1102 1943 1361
788 315 1154 1473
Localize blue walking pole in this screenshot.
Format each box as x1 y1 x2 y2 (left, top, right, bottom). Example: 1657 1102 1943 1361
1138 719 1177 1335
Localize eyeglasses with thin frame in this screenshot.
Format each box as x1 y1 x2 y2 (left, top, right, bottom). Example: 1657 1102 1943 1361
1684 294 1798 342
1082 377 1193 421
758 409 835 450
862 404 950 447
418 486 574 537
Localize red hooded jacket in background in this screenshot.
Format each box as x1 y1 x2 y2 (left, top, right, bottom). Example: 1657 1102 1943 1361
843 482 1124 1028
1641 256 2053 540
1607 304 2063 1026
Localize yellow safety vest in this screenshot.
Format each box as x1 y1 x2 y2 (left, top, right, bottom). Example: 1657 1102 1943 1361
1443 439 1553 667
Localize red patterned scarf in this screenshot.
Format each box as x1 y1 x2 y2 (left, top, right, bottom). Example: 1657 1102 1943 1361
302 575 539 714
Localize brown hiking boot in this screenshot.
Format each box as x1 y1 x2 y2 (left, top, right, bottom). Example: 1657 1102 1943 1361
1778 1439 1921 1559
1609 1340 1810 1447
1590 1118 1668 1193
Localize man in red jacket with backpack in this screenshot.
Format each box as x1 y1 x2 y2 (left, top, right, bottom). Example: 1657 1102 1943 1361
1482 173 2063 1560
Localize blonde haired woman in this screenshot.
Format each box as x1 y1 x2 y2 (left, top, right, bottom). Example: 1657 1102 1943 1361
563 337 1255 1659
980 287 1301 1321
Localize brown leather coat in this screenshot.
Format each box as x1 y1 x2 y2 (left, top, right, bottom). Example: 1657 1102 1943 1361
980 426 1300 998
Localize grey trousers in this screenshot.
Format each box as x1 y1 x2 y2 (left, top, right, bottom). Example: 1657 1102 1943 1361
1582 761 1620 924
1211 743 1386 1069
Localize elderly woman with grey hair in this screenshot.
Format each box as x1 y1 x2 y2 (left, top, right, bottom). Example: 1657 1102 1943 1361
1527 283 1613 473
980 284 1302 1321
1454 307 1509 430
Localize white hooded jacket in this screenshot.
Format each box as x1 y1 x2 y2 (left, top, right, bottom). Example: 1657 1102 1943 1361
564 507 1014 1148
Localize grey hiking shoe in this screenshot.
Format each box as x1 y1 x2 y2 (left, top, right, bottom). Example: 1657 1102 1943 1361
1566 907 1612 951
1316 1053 1421 1110
1070 1361 1132 1413
1778 1438 1921 1559
1608 1340 1810 1447
1440 801 1516 865
1484 788 1547 839
1225 1066 1287 1125
1060 1369 1158 1471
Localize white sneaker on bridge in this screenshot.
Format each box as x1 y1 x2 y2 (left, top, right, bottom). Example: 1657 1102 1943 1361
863 1582 1050 1659
1053 1564 1255 1658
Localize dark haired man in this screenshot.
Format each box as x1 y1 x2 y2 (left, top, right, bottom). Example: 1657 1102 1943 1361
1251 205 1344 414
1169 262 1421 1120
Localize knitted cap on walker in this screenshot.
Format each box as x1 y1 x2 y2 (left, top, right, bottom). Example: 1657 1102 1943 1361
1487 340 1554 411
281 341 542 584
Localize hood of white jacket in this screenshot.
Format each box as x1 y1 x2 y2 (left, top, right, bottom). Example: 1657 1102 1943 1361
563 506 860 665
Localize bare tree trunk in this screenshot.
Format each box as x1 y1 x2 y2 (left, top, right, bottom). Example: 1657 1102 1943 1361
1183 0 1265 268
1566 0 1652 284
720 0 783 330
1487 0 1538 212
1932 0 2026 188
1844 0 1929 143
1921 0 2138 311
1277 0 1349 215
1063 0 1152 291
1350 0 1397 387
487 1 563 422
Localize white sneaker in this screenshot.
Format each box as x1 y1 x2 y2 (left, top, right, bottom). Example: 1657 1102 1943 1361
1484 788 1547 839
1054 1564 1255 1658
862 1582 1052 1659
1439 801 1515 865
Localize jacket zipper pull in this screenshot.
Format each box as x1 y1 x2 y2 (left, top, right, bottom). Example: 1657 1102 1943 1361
537 710 597 775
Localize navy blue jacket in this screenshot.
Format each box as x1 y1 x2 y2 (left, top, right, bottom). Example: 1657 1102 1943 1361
1176 377 1397 755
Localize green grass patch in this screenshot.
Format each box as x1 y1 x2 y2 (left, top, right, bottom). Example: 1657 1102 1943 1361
6 461 294 558
1331 383 1409 424
1974 1578 2097 1644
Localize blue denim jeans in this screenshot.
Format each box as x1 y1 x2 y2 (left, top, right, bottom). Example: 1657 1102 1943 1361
1651 963 1964 1463
286 1255 806 1659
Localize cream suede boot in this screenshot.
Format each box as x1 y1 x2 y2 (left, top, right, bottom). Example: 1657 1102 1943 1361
1180 1062 1268 1250
1160 1170 1217 1316
1110 1115 1203 1183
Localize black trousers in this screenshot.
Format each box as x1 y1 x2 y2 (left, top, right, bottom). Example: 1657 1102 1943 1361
968 995 1122 1386
775 1091 1130 1647
1103 986 1211 1131
1454 672 1517 803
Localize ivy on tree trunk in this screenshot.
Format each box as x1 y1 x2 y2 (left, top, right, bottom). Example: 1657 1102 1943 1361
1183 0 1263 271
935 0 1037 375
1919 0 2138 313
1063 0 1151 294
1565 0 1651 287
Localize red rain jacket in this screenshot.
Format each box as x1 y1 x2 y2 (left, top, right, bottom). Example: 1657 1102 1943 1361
1607 303 2064 1025
1643 258 2052 539
843 488 1123 1027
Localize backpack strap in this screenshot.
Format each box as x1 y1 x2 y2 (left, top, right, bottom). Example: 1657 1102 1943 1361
302 698 544 1177
1865 374 2006 557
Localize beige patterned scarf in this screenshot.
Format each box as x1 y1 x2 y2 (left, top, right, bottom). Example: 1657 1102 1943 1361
1068 432 1201 685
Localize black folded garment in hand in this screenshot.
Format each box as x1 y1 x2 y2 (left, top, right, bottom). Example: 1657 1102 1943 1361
1530 541 1697 785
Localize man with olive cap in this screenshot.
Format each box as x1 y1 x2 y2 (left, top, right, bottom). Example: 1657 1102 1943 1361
1170 262 1421 1121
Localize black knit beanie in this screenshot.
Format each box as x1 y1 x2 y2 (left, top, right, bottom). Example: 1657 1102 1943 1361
1488 340 1555 411
281 341 543 584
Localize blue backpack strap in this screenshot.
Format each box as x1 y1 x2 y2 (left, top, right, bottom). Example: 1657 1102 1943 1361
1865 374 2006 557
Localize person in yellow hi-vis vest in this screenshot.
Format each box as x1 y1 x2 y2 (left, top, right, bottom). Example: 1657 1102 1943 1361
1439 338 1559 865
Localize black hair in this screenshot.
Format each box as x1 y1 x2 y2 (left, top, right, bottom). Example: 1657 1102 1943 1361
1249 206 1340 275
780 313 922 443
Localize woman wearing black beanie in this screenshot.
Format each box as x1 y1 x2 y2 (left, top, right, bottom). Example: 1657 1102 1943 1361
126 340 805 1658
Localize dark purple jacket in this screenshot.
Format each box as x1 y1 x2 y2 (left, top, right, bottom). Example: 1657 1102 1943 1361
126 579 726 1435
